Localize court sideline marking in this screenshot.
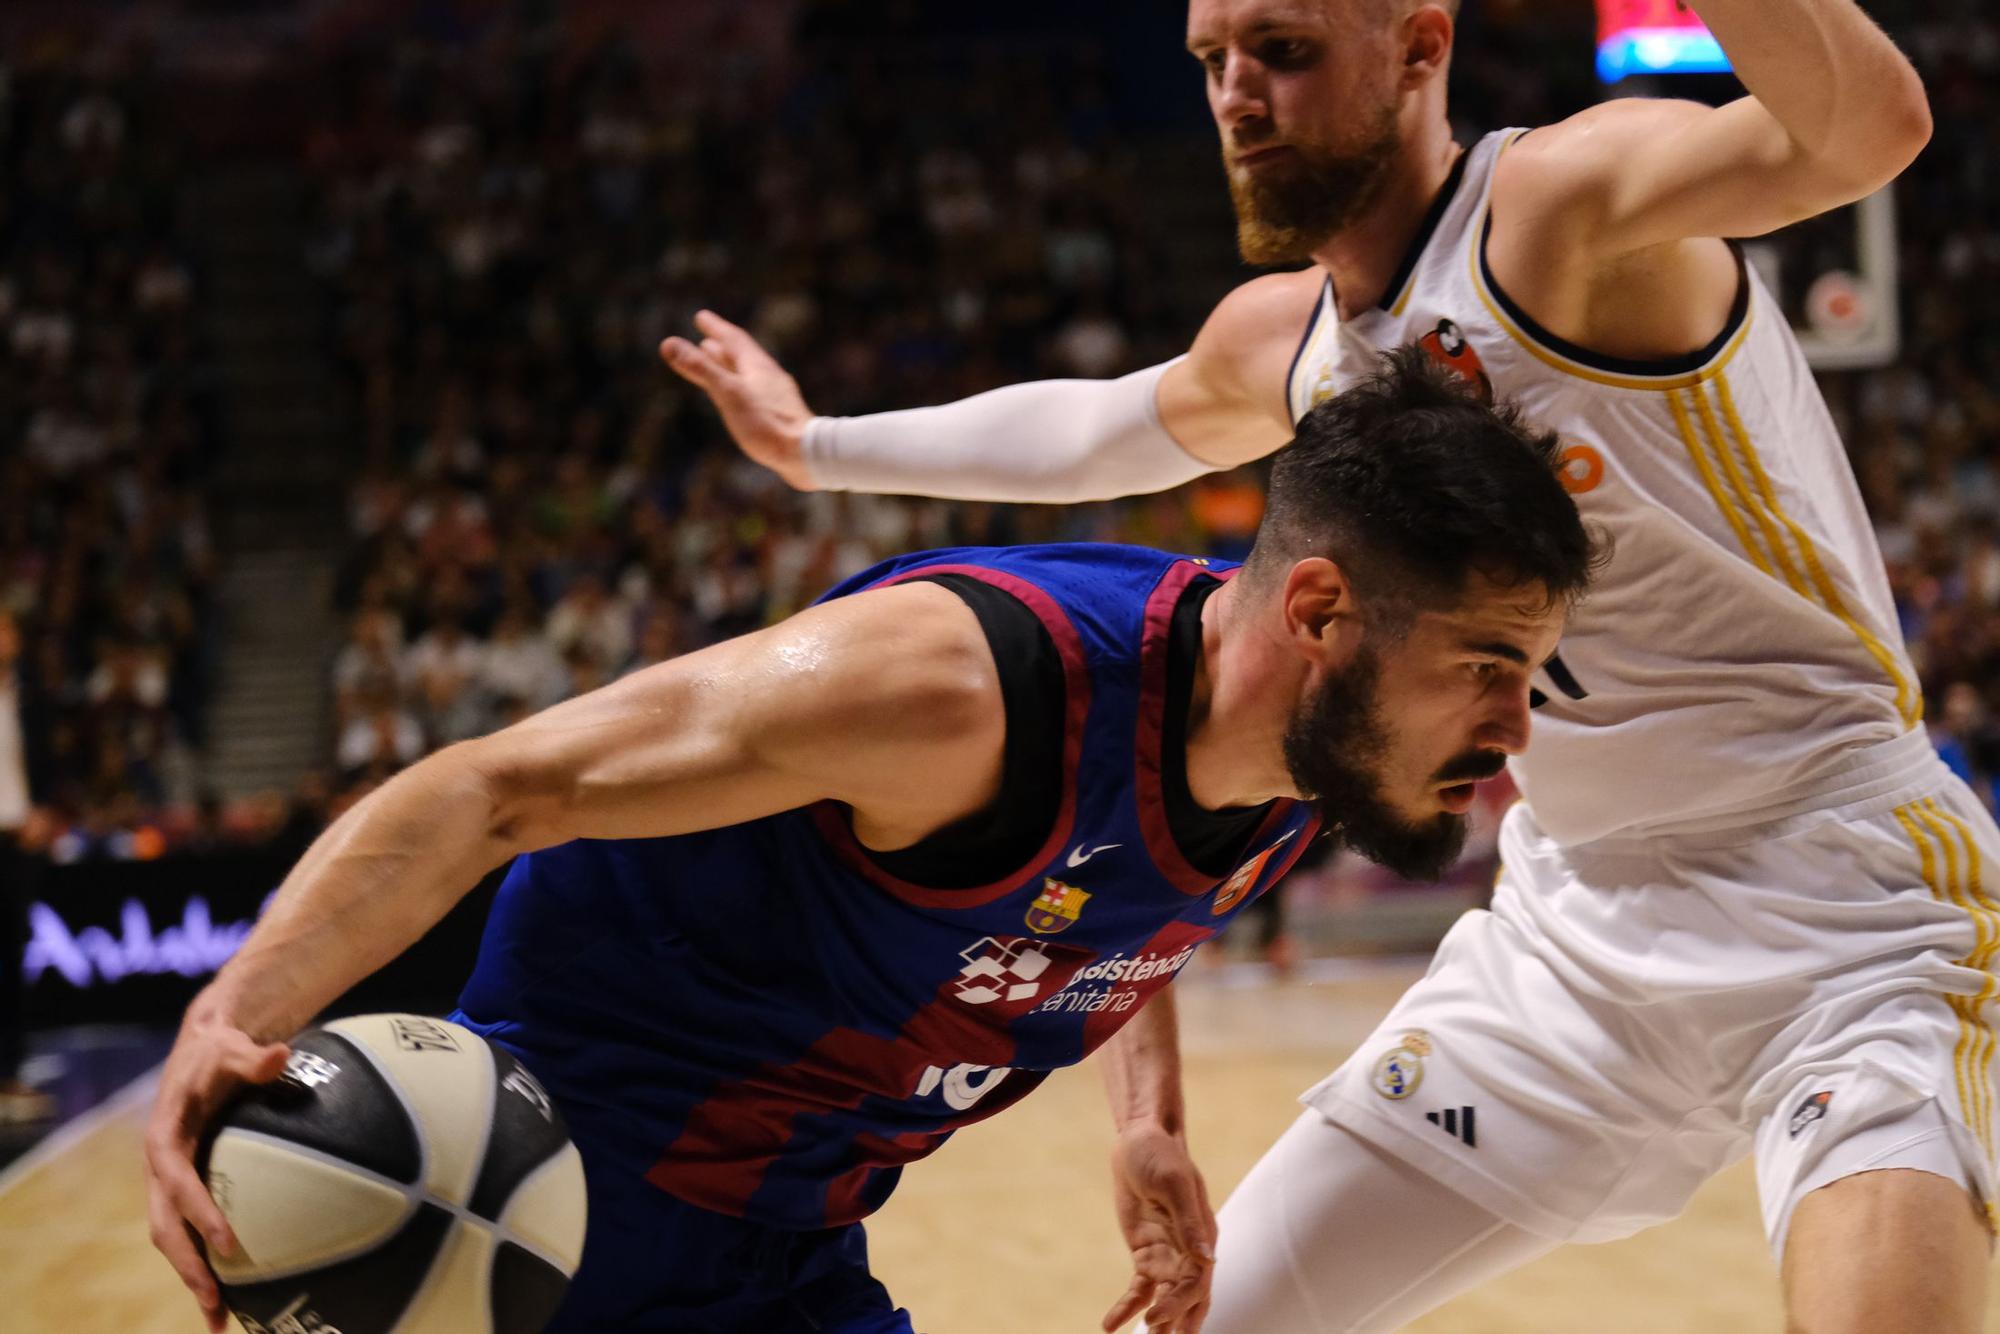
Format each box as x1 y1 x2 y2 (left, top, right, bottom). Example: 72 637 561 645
0 1063 160 1203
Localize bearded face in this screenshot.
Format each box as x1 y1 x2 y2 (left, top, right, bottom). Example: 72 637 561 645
1226 102 1402 266
1281 640 1506 882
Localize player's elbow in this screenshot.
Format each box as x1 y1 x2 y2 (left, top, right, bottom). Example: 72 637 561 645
1851 66 1932 187
1884 71 1933 171
447 735 571 857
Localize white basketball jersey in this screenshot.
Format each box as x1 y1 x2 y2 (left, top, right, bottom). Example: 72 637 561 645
1288 130 1920 846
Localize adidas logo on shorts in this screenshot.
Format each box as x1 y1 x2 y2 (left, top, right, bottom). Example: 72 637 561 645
1425 1105 1477 1147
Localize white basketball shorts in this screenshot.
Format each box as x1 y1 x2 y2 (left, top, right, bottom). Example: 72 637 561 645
1305 729 2000 1256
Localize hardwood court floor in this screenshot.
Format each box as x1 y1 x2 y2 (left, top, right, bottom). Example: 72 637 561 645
8 964 1998 1332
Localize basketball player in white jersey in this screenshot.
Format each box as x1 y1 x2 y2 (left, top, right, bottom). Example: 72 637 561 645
660 3 1982 1330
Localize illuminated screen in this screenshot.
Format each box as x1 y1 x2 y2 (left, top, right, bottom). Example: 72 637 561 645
1596 0 1731 82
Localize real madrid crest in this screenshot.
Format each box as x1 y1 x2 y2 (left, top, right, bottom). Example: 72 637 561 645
1370 1030 1433 1100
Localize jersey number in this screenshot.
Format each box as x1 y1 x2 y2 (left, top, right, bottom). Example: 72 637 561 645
916 1062 1013 1111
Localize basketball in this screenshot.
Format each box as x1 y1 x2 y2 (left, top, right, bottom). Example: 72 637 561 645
197 1014 587 1334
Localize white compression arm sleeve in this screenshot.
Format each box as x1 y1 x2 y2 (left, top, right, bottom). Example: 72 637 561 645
798 357 1217 503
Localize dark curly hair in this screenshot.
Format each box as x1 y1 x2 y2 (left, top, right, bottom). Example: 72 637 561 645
1244 343 1606 630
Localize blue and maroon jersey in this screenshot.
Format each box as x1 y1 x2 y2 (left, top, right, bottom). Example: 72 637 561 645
456 544 1321 1230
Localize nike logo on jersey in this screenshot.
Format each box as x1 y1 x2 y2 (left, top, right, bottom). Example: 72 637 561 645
1065 842 1121 868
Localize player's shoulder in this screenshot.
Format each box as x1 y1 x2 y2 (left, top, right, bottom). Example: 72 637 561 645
824 578 1000 687
1185 267 1327 402
1495 100 1711 198
713 579 1010 838
1204 268 1327 339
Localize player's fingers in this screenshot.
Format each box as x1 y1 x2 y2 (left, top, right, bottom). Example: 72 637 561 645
146 1111 239 1259
160 1148 238 1258
657 335 696 372
1101 1273 1153 1331
657 337 729 392
693 308 771 366
221 1036 289 1085
146 1180 224 1315
1145 1284 1193 1328
1150 1262 1208 1322
698 335 738 374
1156 1168 1217 1263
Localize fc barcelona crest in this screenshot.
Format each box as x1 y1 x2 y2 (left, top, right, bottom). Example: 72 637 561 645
1026 878 1092 935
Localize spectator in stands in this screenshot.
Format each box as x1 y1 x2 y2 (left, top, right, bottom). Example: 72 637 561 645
3 43 220 855
545 573 633 675
0 611 51 1121
405 615 485 746
334 682 424 787
479 602 567 717
331 609 407 730
560 643 611 704
279 1 2000 847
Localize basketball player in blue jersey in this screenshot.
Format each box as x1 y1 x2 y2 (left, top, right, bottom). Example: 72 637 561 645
660 4 1980 1331
144 351 1598 1334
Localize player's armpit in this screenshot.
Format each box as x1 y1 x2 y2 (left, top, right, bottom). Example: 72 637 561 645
468 581 1008 854
1157 269 1325 469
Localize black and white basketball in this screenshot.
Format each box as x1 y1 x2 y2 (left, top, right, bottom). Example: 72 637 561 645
199 1013 588 1334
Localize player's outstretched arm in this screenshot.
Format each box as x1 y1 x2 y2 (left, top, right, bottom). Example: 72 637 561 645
661 270 1316 503
1500 0 1931 258
1100 985 1217 1334
144 583 1006 1326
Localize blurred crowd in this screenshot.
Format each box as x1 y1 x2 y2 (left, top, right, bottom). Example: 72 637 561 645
8 0 2000 859
0 44 225 860
304 0 2000 823
301 4 1266 813
1826 2 2000 805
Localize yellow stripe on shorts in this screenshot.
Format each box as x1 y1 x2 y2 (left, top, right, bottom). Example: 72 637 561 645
1928 798 2000 1159
1897 800 1999 1161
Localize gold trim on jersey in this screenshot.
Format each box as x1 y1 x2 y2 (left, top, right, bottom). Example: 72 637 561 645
1670 374 1921 729
1466 133 1754 392
1897 798 2000 1165
1693 386 1808 594
1472 267 1754 391
1668 388 1772 580
1717 375 1922 727
1388 276 1418 319
1288 293 1340 423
